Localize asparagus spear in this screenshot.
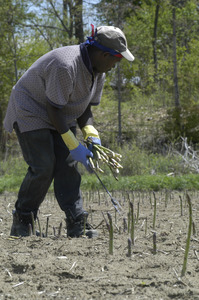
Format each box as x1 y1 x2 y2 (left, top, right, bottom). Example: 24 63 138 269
87 141 123 179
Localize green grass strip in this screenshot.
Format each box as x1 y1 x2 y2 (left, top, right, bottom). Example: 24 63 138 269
81 174 199 191
1 173 199 193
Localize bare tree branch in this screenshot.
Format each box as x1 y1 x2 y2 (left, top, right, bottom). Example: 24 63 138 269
32 22 54 50
48 0 69 34
175 137 199 173
19 23 66 32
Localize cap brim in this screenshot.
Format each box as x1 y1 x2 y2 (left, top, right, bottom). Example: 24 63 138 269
121 48 134 61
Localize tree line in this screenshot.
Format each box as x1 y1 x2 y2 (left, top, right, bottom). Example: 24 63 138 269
0 0 199 151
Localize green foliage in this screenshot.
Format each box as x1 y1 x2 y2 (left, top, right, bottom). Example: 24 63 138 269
2 169 199 193
178 38 199 103
81 173 199 192
122 0 199 103
0 174 24 193
0 156 27 177
1 143 197 193
0 157 27 193
164 105 199 144
120 143 188 176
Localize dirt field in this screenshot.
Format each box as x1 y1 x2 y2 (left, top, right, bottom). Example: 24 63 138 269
0 190 199 300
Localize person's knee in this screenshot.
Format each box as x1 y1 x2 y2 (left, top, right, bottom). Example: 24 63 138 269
31 156 55 180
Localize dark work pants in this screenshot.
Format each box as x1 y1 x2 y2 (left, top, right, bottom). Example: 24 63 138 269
14 123 83 219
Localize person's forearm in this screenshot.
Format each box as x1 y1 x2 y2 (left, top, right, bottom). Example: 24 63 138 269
47 101 79 150
77 104 93 129
78 105 100 145
46 101 69 134
46 101 93 172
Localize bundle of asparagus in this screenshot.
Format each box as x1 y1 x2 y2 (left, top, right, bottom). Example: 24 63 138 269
86 138 123 180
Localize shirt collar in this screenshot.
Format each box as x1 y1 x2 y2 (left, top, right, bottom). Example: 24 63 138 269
80 42 93 75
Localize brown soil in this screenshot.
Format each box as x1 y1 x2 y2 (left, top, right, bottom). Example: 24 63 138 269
0 190 199 300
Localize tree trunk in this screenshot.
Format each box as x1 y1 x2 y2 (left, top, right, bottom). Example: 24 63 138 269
74 0 84 43
63 0 84 43
153 1 160 83
115 0 123 146
117 63 122 145
172 4 180 107
12 32 18 83
63 0 73 39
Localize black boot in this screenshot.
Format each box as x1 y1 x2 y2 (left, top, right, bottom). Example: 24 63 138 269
10 210 34 237
66 211 98 238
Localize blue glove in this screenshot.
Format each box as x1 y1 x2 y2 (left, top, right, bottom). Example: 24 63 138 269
87 137 101 151
70 143 93 172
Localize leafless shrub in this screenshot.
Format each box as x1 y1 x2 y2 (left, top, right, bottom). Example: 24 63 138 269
175 137 199 173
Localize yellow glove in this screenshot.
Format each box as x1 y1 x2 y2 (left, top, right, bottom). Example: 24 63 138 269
82 125 100 141
61 130 79 150
82 125 101 151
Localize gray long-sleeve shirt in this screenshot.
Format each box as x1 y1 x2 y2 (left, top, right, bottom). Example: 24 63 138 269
4 44 105 133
